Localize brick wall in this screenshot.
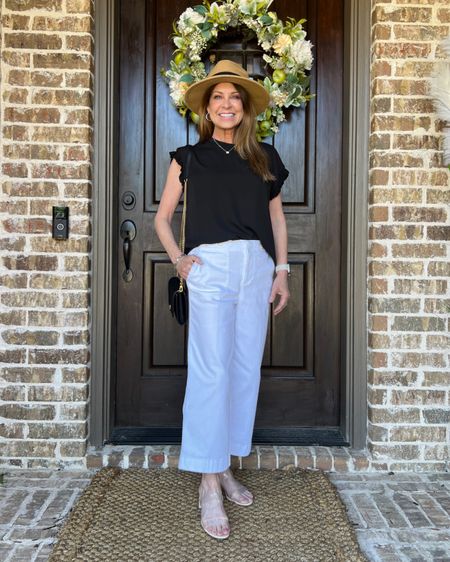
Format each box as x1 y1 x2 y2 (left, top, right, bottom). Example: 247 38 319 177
0 0 449 471
0 0 93 469
368 1 450 471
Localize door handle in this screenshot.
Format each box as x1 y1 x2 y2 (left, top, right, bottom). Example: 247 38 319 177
120 220 136 282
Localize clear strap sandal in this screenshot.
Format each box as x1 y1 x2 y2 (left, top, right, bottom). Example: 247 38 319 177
219 470 254 506
198 486 230 540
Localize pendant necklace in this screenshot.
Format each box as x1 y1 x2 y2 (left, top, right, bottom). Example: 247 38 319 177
212 137 235 155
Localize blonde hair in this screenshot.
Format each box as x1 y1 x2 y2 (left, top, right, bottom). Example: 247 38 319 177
197 82 275 182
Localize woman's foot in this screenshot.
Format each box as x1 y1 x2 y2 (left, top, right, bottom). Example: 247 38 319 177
198 475 230 539
218 467 254 506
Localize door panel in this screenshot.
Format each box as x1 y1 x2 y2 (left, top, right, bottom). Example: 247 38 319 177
113 0 345 444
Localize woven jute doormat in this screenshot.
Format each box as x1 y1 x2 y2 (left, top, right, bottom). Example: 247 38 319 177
48 467 368 562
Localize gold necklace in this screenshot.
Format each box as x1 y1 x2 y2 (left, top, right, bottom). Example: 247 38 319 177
212 137 235 155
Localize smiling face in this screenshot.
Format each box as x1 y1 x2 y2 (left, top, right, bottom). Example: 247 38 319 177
206 82 244 136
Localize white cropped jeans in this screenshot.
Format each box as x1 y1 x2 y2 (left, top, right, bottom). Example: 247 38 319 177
178 239 275 473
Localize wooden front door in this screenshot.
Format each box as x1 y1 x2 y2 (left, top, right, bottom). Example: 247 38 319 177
112 0 346 445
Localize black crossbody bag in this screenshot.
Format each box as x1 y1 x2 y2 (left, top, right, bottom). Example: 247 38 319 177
168 147 192 325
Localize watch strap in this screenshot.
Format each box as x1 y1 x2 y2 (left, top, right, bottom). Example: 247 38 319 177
275 264 290 273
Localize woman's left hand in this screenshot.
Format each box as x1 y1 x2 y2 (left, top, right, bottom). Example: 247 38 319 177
269 272 290 315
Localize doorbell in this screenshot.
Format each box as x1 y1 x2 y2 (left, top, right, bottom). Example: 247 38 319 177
52 206 69 240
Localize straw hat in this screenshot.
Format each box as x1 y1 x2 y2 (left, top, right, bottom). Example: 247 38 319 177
184 59 270 116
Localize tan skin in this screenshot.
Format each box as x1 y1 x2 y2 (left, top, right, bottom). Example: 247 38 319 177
154 82 290 537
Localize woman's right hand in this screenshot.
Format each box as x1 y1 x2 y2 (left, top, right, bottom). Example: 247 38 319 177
176 255 203 280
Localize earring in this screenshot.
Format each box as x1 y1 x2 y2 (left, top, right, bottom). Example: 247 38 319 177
205 112 211 121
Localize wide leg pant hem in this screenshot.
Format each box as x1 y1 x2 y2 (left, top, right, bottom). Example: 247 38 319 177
178 453 230 474
230 446 252 457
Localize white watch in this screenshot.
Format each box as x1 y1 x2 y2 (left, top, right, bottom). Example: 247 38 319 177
275 264 290 274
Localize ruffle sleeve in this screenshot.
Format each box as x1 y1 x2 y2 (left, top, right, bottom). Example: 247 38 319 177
169 145 191 185
267 145 289 200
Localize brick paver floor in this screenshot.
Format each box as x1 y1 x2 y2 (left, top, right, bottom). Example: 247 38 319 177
0 469 449 561
329 472 450 562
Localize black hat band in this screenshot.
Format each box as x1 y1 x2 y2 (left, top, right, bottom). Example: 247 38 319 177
212 71 243 77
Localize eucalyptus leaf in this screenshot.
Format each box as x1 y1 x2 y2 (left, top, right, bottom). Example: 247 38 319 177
200 28 212 39
193 4 208 16
263 76 273 90
180 74 194 83
260 15 273 25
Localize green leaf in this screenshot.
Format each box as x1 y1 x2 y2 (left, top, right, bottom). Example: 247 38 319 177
179 74 194 83
193 4 208 16
256 1 268 13
200 28 212 39
260 14 273 25
300 75 311 87
198 21 213 31
173 37 184 49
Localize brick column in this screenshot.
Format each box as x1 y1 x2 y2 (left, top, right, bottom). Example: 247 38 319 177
0 0 94 469
368 1 450 471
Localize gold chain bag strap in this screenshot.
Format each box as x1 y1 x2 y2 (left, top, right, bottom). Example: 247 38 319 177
168 147 192 325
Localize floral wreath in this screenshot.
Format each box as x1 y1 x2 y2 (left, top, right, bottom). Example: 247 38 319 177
161 0 315 139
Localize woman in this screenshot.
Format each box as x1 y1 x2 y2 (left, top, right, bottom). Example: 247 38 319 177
155 59 290 540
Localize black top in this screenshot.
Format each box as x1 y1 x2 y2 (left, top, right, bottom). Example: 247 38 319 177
169 138 289 264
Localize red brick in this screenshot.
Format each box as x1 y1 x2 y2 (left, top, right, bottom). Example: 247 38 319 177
368 351 388 369
392 205 447 223
369 278 388 293
373 6 432 24
370 315 388 332
369 242 388 258
374 42 431 59
437 8 450 23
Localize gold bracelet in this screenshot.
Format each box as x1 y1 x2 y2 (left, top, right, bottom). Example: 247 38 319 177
174 253 186 265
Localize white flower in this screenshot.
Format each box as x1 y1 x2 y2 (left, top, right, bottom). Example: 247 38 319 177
237 0 258 16
270 90 289 107
261 40 271 51
209 2 230 25
291 39 313 70
186 30 207 57
238 0 273 13
178 7 205 33
170 80 189 106
273 33 292 55
191 63 207 80
223 3 239 26
170 90 183 105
